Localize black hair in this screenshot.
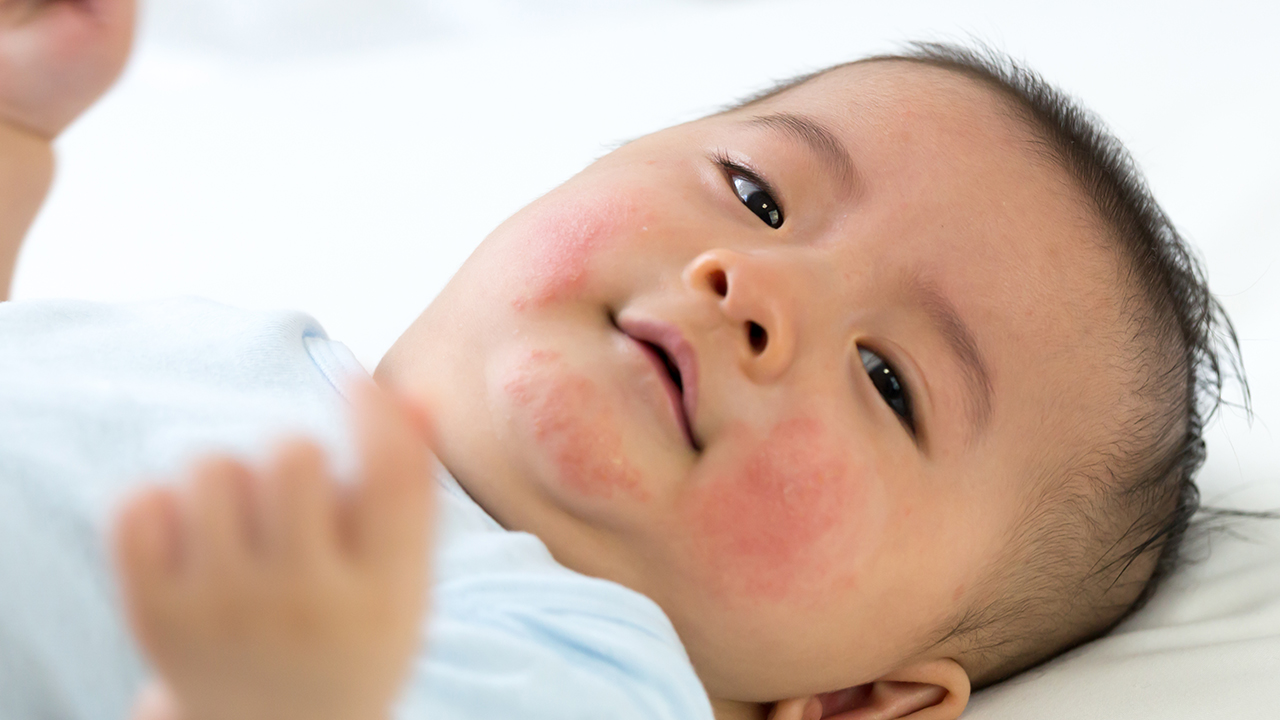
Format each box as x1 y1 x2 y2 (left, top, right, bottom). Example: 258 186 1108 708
726 40 1271 688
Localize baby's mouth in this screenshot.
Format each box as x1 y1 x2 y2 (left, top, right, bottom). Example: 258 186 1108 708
639 341 698 450
614 315 702 451
643 340 684 394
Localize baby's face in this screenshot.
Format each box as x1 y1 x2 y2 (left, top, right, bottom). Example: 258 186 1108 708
379 62 1126 703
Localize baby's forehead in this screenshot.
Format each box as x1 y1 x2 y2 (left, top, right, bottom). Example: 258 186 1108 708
739 63 1090 237
758 61 1041 166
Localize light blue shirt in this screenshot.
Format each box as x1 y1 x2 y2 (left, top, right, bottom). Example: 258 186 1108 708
0 298 713 720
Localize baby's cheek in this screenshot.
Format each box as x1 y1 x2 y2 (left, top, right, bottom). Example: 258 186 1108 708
502 350 648 501
512 192 634 310
684 417 868 603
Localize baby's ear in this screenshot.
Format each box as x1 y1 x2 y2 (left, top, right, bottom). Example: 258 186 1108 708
780 658 970 720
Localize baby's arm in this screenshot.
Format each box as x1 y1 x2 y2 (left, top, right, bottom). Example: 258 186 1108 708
0 118 51 300
114 382 437 720
0 0 135 300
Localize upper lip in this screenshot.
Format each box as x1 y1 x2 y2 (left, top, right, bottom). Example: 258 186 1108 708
616 315 701 450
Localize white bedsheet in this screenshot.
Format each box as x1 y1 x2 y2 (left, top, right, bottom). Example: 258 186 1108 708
13 1 1279 717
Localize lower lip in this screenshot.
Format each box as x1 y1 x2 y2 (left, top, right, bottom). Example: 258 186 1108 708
630 338 695 447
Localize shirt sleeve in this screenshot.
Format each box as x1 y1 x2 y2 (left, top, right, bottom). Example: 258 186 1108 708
400 573 715 720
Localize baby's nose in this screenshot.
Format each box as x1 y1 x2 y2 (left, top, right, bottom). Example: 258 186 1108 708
683 249 797 383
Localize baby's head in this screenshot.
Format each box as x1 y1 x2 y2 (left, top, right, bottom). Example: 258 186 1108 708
378 42 1238 718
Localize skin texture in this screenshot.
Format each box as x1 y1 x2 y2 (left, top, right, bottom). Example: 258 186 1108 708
501 348 648 501
683 416 867 604
511 191 637 310
380 61 1133 719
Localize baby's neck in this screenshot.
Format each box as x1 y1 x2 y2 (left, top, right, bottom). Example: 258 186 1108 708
441 449 772 720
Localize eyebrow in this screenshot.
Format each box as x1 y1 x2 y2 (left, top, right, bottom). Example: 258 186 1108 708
745 112 861 194
908 275 994 439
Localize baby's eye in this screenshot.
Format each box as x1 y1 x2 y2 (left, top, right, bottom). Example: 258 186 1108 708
713 154 784 228
731 174 783 228
859 347 915 433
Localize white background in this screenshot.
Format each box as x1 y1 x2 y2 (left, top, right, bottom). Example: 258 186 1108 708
11 2 1280 716
14 0 1278 501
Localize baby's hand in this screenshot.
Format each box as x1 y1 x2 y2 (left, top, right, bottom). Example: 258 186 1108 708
114 382 436 720
0 0 136 139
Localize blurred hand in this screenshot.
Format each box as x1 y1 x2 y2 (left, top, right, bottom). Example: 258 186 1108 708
0 0 135 139
116 382 437 720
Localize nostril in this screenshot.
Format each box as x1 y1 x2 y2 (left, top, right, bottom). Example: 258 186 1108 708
708 269 728 298
746 321 768 354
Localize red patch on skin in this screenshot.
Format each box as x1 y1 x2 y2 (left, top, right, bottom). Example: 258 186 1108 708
503 350 648 501
512 194 632 310
686 417 857 602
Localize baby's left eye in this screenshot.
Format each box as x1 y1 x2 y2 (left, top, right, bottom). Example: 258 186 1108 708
859 347 916 434
726 172 783 229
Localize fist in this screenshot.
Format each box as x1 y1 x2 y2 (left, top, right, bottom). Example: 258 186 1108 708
0 0 135 139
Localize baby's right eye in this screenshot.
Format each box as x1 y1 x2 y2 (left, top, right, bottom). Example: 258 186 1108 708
716 157 784 229
731 174 783 228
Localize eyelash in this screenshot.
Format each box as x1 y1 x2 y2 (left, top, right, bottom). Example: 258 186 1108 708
713 153 784 229
858 346 916 435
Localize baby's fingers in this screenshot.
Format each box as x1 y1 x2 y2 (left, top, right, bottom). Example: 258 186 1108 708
114 486 183 606
347 380 435 568
767 697 823 720
260 439 338 566
128 679 184 720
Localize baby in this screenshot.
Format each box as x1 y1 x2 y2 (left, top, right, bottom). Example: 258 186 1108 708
0 2 1243 720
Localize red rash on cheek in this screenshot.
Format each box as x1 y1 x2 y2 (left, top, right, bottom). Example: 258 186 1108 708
512 194 633 310
685 417 858 602
502 350 648 501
